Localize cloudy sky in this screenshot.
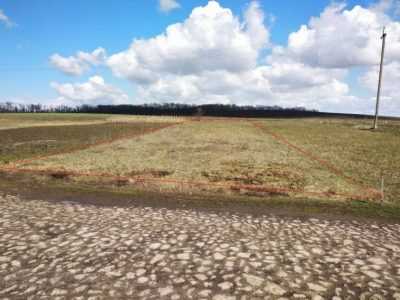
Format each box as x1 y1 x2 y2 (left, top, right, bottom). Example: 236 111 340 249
1 0 399 115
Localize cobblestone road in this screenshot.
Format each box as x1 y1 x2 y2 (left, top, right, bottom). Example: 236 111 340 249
1 193 400 300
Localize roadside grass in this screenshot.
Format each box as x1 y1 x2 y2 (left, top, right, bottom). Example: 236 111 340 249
0 113 182 130
14 119 365 198
1 171 400 221
0 121 174 165
258 118 400 202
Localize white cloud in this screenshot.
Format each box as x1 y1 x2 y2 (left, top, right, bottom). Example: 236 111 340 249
107 1 355 111
159 0 180 13
51 76 129 105
271 2 400 69
243 1 270 49
50 48 107 76
135 62 353 112
0 9 16 28
108 1 269 83
360 61 400 114
263 0 400 114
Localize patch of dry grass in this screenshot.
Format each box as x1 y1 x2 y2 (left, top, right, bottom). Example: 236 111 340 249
0 121 174 165
0 113 183 130
258 118 400 202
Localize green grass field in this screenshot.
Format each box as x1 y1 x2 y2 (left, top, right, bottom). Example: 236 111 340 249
1 113 399 211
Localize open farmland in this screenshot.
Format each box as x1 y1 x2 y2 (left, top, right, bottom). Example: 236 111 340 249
2 114 399 205
0 113 182 130
0 114 180 164
260 118 400 202
0 113 111 129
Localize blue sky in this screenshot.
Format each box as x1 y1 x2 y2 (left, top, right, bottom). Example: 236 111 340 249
0 0 399 115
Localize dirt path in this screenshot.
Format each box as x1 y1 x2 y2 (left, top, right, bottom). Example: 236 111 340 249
0 193 399 299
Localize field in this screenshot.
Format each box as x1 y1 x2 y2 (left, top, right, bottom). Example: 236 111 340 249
0 113 181 130
1 113 400 217
0 114 181 164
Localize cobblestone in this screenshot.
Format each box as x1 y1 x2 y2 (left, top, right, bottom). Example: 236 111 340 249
0 193 400 299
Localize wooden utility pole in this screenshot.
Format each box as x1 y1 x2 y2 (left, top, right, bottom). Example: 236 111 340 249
373 27 387 130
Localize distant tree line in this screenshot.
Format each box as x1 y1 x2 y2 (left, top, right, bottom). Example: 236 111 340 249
0 101 318 117
0 101 391 119
0 102 47 113
76 103 320 118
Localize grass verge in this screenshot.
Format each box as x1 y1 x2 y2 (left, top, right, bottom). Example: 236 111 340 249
0 170 399 222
